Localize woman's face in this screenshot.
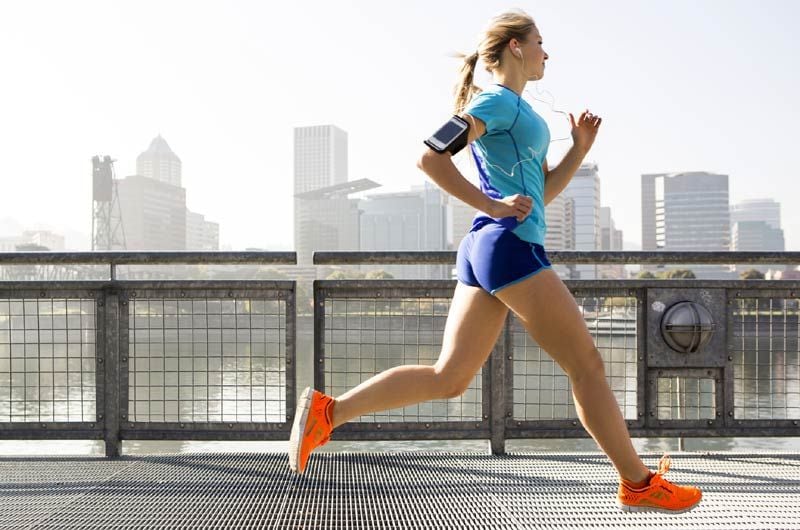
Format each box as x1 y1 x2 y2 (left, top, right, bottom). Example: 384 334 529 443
518 27 548 80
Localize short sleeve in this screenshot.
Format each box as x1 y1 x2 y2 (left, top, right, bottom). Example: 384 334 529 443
463 90 514 133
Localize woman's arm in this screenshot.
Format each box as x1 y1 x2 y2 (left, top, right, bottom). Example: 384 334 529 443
542 109 602 206
543 145 589 206
417 114 532 222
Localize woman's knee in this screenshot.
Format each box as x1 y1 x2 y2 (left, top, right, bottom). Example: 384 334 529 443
433 365 474 399
567 348 607 386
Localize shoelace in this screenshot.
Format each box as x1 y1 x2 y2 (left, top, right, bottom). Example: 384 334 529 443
653 454 675 494
657 454 672 476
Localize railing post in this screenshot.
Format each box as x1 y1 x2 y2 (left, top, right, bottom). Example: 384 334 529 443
313 281 325 392
103 290 121 458
490 316 510 455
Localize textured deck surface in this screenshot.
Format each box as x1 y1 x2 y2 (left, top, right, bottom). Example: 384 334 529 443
1 452 798 529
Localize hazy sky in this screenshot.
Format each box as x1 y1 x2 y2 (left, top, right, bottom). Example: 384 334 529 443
1 1 798 250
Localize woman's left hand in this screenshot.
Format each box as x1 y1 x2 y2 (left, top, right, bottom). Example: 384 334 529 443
568 109 602 153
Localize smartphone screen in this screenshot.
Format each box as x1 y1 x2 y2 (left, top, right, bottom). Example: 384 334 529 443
432 118 468 146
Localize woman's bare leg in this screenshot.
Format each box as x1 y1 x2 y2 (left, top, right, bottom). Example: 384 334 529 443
330 282 508 429
494 269 650 483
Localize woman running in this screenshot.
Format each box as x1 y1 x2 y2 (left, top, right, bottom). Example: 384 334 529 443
289 9 702 513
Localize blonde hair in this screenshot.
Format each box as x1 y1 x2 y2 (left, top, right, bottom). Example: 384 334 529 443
454 9 536 114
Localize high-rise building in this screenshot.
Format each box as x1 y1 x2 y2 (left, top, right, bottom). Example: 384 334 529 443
21 230 65 251
293 125 349 264
186 210 220 251
295 178 376 266
732 199 781 231
733 221 784 251
641 171 731 278
642 172 730 251
446 196 476 250
561 162 601 279
0 237 23 252
600 207 623 252
564 197 576 251
545 193 569 250
136 135 182 187
360 183 448 279
117 175 187 250
731 198 784 256
115 136 218 251
599 207 624 279
0 226 65 252
543 194 573 278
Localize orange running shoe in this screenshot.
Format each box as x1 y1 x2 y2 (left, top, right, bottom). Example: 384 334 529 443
288 387 335 474
617 454 702 513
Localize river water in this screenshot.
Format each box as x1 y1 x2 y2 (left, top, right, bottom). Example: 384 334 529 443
1 305 798 456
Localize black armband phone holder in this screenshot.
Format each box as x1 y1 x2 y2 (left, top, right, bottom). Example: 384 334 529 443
424 115 470 155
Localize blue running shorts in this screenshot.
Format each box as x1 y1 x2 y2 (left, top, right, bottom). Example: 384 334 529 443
456 220 553 295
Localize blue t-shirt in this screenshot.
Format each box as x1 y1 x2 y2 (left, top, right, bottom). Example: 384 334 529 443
464 83 550 245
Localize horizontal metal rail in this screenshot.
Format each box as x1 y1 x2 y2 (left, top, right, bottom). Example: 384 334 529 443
0 251 297 282
0 251 296 265
314 250 800 265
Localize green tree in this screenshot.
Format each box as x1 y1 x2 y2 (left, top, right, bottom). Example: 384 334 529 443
325 269 366 280
636 271 656 279
656 269 696 279
326 270 348 280
255 267 289 280
365 269 394 279
739 269 765 280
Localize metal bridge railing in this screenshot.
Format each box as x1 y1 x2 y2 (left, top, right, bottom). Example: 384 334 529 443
2 250 799 457
0 252 296 457
313 251 800 454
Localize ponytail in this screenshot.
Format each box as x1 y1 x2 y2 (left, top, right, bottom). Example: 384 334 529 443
454 52 481 114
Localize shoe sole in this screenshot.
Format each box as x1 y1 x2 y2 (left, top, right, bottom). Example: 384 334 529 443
616 498 701 514
288 386 314 474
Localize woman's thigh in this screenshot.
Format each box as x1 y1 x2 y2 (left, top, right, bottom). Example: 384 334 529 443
493 268 601 378
434 281 509 384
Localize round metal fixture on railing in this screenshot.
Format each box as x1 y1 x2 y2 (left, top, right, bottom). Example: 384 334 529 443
660 301 715 353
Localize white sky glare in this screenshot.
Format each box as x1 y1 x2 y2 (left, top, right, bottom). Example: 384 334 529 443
0 1 797 250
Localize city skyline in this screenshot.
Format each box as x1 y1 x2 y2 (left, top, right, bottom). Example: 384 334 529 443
0 134 790 256
1 1 798 250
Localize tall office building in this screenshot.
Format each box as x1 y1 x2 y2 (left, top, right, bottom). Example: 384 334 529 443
642 172 730 251
22 230 65 251
186 210 220 251
733 221 784 251
293 125 350 264
0 237 22 252
732 199 781 231
136 135 182 187
360 183 448 279
599 207 624 279
446 196 477 250
295 178 376 269
116 136 217 251
117 175 187 250
731 198 784 254
545 193 569 250
561 162 601 279
641 171 731 278
543 194 573 278
0 230 65 251
600 207 623 251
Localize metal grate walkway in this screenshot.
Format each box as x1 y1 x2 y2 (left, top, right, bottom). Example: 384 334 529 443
1 452 798 529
